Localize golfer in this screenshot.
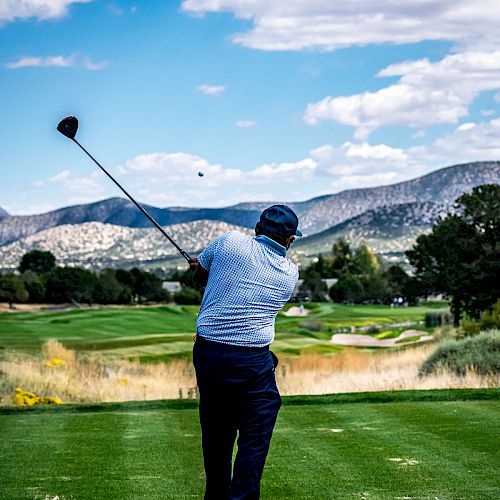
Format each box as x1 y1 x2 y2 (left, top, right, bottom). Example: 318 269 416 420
190 205 301 500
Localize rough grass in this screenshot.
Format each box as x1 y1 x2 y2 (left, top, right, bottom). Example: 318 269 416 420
1 340 497 405
0 391 498 499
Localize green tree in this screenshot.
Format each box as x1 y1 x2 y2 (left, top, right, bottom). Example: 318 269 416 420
351 243 379 276
174 287 202 305
329 272 363 303
115 268 168 302
21 270 46 303
407 184 500 325
45 267 98 303
330 238 353 278
300 268 327 301
360 272 389 304
0 273 29 308
19 250 56 274
93 269 133 304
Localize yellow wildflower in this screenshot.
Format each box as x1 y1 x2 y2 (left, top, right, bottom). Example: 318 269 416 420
14 388 63 406
42 358 66 367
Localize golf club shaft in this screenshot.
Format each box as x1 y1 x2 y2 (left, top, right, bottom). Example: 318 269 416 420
71 138 192 262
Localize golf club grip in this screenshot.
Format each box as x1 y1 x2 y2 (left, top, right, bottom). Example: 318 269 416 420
72 138 192 262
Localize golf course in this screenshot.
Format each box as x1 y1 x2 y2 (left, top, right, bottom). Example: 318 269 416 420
1 390 498 499
0 303 441 361
1 304 499 498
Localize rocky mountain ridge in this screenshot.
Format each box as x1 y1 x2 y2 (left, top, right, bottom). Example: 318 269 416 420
0 201 460 271
0 220 253 271
0 161 498 246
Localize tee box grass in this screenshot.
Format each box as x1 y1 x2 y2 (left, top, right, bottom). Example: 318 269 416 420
0 389 498 499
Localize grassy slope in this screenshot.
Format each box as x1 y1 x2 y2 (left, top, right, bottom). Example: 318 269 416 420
0 390 498 500
0 303 445 360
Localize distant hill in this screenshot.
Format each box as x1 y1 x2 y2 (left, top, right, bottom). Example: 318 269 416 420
0 207 8 220
0 201 454 271
0 220 253 271
289 161 499 234
293 201 450 263
0 161 498 248
0 198 261 247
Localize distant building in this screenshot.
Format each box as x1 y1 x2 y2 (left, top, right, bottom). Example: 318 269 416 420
162 281 182 293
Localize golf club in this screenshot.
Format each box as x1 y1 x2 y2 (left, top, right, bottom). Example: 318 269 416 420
57 116 192 262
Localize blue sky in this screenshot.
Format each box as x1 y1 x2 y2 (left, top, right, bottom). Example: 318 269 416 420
1 0 499 214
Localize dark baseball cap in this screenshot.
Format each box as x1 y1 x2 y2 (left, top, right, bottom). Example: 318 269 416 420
259 205 302 237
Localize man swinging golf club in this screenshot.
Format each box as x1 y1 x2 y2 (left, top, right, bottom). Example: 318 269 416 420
57 116 300 498
190 205 301 500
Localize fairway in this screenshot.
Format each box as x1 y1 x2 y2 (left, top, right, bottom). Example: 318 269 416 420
0 303 443 360
1 390 498 499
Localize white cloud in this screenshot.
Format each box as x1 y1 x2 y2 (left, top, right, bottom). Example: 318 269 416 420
6 53 108 70
50 169 71 181
6 55 74 69
82 57 109 70
481 110 495 116
432 117 500 160
236 120 257 128
456 122 476 132
197 84 226 96
49 169 104 199
181 1 500 52
304 50 500 135
0 0 92 23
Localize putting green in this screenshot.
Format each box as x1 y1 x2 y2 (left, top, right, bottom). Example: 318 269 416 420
1 390 498 499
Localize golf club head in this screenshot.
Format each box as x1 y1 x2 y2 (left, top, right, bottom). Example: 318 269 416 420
57 116 78 139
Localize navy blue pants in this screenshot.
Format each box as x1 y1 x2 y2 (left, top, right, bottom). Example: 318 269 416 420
193 336 282 500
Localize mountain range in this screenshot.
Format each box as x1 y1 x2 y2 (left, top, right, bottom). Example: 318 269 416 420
0 161 498 271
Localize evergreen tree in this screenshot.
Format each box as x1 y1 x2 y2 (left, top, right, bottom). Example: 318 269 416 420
407 184 500 325
19 250 56 274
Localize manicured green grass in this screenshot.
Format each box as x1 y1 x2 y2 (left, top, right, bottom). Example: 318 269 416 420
1 389 498 499
0 303 445 360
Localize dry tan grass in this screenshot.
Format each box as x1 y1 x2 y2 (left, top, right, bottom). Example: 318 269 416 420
0 340 497 405
276 345 499 395
0 341 197 405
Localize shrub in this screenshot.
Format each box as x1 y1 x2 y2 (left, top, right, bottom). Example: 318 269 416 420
174 287 202 305
419 329 500 376
460 316 481 336
480 299 500 330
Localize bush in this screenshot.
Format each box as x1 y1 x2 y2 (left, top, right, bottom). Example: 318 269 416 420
420 329 500 376
480 299 500 330
425 311 452 328
174 287 202 305
460 316 481 336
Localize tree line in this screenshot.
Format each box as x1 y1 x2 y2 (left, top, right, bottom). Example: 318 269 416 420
0 251 202 307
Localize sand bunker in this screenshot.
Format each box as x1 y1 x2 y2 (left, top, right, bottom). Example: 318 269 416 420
283 306 309 316
331 329 433 347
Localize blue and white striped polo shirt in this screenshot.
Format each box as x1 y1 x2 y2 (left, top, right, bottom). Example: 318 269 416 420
196 230 299 347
